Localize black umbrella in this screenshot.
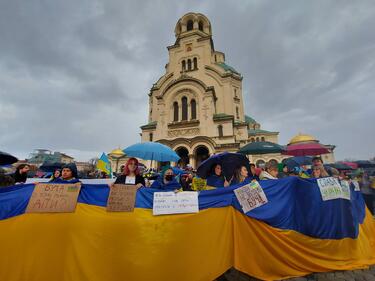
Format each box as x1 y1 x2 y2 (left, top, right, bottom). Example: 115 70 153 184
0 151 18 165
39 162 63 172
238 141 285 155
196 152 250 179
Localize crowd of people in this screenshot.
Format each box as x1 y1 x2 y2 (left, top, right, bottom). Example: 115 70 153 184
1 155 374 215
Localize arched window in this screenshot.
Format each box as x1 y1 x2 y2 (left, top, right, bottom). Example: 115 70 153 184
149 133 153 142
236 107 239 119
191 99 196 120
187 59 192 71
193 57 197 69
181 97 188 121
218 125 223 137
198 21 204 31
182 60 186 71
261 137 265 142
173 102 179 122
187 20 193 31
251 138 255 142
256 137 259 142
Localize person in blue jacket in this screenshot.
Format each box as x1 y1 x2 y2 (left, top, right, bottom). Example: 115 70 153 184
231 165 252 186
151 166 181 191
51 163 80 184
206 164 230 188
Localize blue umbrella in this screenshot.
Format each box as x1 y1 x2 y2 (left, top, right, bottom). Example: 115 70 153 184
284 156 312 170
196 152 250 180
123 142 180 162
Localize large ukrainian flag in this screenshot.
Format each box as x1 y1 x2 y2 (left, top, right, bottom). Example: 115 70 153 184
0 177 374 281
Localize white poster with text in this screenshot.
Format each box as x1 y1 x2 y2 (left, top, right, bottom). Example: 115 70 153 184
153 191 199 215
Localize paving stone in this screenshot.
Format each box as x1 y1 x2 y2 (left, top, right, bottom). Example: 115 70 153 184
362 273 375 281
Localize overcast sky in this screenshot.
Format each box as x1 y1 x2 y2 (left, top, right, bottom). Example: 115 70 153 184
1 0 374 161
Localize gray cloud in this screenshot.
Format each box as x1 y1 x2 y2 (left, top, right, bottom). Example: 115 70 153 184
0 0 374 161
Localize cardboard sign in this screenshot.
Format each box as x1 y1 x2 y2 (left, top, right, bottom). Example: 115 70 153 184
26 183 81 213
340 180 351 200
106 184 138 212
317 177 344 201
234 181 268 213
153 191 199 215
191 178 207 191
352 180 360 191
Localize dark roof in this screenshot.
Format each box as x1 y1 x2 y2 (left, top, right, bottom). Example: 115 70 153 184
140 121 157 130
213 113 234 121
248 129 278 136
245 115 257 124
215 62 241 75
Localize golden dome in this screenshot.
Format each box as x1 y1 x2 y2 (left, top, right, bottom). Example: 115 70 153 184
288 133 318 145
109 148 125 156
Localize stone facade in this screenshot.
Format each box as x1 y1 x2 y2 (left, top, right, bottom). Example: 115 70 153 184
141 12 282 168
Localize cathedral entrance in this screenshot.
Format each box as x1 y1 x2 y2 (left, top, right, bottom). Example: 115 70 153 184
175 147 189 168
195 146 210 168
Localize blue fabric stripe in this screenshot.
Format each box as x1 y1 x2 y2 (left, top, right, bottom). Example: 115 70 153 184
0 177 365 239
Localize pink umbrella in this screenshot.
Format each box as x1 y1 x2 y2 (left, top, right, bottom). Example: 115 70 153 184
283 142 330 156
342 161 358 169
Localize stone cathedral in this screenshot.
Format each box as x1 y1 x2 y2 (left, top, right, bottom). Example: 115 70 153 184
140 12 280 168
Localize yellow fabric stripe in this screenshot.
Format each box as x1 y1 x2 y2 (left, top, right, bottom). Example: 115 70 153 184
0 204 374 281
233 209 375 280
0 204 233 281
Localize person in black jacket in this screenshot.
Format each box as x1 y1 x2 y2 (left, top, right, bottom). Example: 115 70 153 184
12 164 30 184
114 158 145 188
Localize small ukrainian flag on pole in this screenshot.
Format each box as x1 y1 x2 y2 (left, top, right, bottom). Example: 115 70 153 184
96 152 112 178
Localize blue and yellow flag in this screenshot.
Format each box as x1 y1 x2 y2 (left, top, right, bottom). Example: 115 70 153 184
96 152 112 177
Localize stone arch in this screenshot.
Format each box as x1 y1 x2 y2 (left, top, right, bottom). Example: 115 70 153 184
256 159 265 168
269 159 278 165
194 145 210 168
186 19 194 31
173 101 179 121
175 146 190 167
181 96 188 120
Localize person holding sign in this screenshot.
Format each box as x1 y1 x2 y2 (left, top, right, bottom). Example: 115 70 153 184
51 163 80 184
114 158 145 188
151 166 181 191
311 165 328 179
206 164 231 188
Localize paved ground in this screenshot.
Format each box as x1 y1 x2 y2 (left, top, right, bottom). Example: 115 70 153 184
216 266 375 281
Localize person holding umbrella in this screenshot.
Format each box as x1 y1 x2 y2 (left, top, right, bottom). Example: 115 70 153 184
206 164 231 188
151 166 181 191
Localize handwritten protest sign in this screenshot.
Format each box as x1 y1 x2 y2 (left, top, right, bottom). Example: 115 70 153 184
26 183 81 213
153 191 199 215
317 177 344 201
352 180 360 191
106 184 138 212
191 178 207 191
340 180 351 200
234 181 268 213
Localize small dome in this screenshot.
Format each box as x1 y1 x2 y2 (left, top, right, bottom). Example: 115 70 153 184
174 12 212 38
288 133 318 145
109 149 125 156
